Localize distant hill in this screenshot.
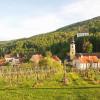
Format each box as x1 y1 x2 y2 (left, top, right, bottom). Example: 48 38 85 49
56 16 100 33
0 16 100 60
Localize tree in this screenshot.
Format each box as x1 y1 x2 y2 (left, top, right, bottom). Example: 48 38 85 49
83 38 93 53
45 51 52 57
39 56 63 72
86 42 93 53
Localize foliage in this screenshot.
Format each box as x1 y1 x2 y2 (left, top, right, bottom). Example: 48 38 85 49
86 68 96 81
0 65 100 100
82 39 93 53
45 51 52 57
0 16 100 61
0 86 100 100
19 62 34 68
68 72 80 81
39 56 63 72
75 36 100 53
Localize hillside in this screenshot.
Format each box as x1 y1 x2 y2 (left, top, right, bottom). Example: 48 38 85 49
0 16 100 60
56 16 100 33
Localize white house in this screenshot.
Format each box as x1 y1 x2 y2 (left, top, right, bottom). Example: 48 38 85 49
77 33 89 37
12 57 20 65
68 37 100 70
73 55 100 70
4 54 21 66
4 54 13 62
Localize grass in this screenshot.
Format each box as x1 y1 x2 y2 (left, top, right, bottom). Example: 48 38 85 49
0 70 100 100
0 87 100 100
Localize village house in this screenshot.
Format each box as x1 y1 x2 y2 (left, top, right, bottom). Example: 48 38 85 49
30 54 61 65
0 59 6 66
73 54 100 70
52 56 61 64
30 54 43 64
67 38 100 70
77 33 89 37
4 54 22 66
4 54 13 62
12 57 20 65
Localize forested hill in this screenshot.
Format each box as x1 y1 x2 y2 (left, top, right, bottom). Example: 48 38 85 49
0 16 100 60
56 16 100 33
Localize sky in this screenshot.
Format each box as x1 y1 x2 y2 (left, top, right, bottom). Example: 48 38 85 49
0 0 100 41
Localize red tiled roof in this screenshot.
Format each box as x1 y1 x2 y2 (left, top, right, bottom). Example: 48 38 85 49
76 53 100 58
30 54 43 63
52 56 61 62
0 59 6 66
78 56 99 63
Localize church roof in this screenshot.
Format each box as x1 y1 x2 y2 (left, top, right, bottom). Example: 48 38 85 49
78 56 99 63
76 53 100 58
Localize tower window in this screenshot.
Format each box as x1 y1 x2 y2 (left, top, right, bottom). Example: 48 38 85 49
72 45 74 48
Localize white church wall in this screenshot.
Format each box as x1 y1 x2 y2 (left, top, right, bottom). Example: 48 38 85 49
77 33 89 37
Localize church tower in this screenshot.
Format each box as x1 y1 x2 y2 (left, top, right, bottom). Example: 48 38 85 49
70 37 76 60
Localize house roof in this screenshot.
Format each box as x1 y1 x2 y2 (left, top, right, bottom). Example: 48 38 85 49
0 59 6 66
76 53 100 58
52 56 61 62
4 54 12 58
78 56 99 63
30 54 43 63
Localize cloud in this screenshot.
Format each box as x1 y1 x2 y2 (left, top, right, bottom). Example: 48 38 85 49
21 15 62 34
0 15 63 40
0 0 100 41
59 0 100 23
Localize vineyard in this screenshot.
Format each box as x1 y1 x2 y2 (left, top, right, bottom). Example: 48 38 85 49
0 65 100 100
0 66 58 88
0 65 100 88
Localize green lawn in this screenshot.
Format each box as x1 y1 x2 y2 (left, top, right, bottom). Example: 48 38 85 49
0 87 100 100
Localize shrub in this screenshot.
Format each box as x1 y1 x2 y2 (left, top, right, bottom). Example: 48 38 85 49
68 72 80 80
86 68 96 81
39 57 63 73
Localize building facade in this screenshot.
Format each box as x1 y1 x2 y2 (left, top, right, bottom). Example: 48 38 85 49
73 54 100 70
70 38 76 60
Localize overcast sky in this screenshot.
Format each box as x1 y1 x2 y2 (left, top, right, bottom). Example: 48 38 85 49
0 0 100 41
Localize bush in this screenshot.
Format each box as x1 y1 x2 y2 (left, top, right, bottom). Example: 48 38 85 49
86 68 96 81
39 57 63 73
20 62 34 68
68 72 80 80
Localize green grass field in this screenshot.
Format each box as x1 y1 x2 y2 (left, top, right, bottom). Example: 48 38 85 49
0 69 100 100
0 87 100 100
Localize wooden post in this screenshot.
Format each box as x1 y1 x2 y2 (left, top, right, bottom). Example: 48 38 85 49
63 61 68 85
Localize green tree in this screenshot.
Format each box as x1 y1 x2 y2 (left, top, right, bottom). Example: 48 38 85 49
86 42 93 53
82 38 93 53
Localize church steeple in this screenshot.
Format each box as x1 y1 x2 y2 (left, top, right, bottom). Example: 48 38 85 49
70 37 76 60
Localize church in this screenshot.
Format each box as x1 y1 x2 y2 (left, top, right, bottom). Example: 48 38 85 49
68 38 100 70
